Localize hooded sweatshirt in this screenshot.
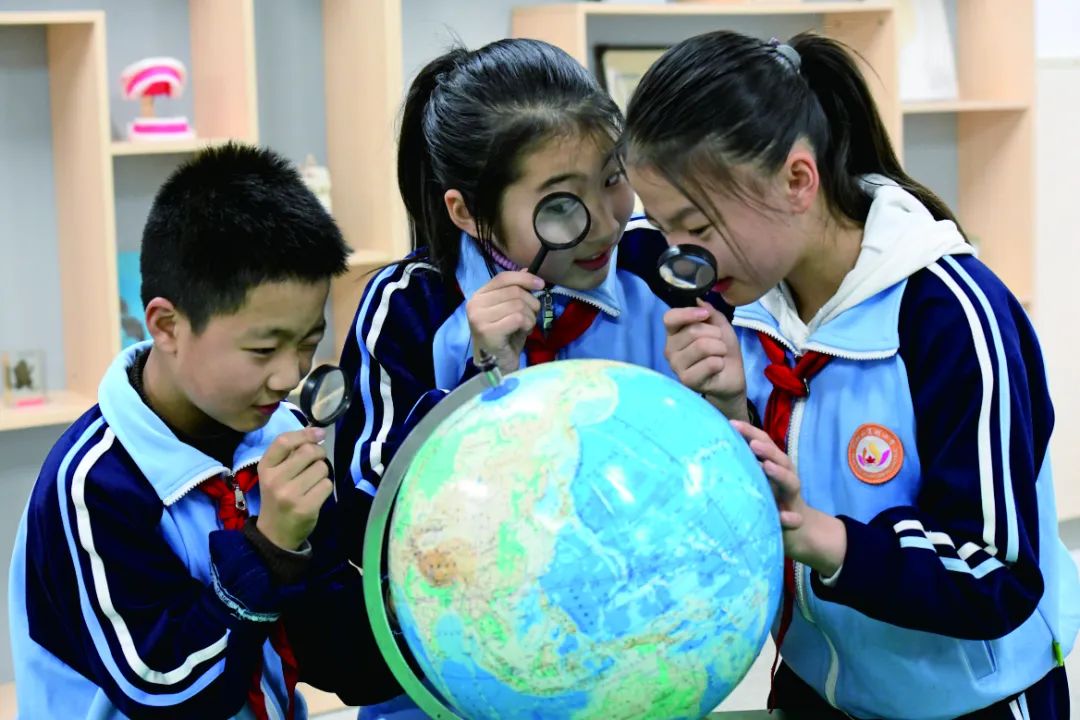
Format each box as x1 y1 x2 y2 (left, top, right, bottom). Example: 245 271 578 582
733 176 1080 719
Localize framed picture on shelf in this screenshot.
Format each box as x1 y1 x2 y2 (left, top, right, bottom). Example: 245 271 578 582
595 45 668 112
3 349 46 408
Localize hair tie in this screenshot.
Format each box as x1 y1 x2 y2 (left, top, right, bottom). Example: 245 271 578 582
768 37 802 73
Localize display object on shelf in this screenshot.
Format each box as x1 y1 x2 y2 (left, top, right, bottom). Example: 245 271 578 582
595 45 667 112
2 350 47 408
120 56 194 141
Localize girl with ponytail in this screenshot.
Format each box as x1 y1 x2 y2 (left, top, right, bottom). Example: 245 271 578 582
336 40 704 717
625 30 1077 719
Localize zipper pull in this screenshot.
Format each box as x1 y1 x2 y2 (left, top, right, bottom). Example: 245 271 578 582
541 290 554 334
226 475 247 513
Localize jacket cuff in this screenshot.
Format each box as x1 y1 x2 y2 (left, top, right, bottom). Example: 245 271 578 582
811 514 891 605
242 518 312 586
208 528 284 623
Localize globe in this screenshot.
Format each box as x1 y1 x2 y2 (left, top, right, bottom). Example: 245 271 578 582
378 359 783 720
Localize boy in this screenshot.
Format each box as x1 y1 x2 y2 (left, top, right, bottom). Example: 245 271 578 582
9 144 401 718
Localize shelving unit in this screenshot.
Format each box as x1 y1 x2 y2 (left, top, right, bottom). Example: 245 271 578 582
513 1 900 141
0 11 115 433
0 2 258 434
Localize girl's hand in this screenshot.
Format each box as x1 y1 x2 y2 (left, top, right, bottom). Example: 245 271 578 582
466 271 545 374
664 299 748 421
730 420 847 577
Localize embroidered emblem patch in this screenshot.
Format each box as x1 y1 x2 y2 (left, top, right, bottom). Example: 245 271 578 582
848 424 903 485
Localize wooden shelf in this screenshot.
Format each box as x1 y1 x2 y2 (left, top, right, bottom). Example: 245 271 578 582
0 391 95 433
110 137 236 156
0 11 101 26
903 99 1030 115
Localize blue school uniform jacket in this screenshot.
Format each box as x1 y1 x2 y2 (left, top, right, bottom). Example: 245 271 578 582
734 177 1080 719
9 343 399 719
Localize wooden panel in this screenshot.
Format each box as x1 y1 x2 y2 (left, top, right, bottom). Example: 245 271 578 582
955 0 1034 104
331 264 382 357
323 0 406 259
46 17 118 400
0 390 96 432
111 137 233 156
512 5 588 65
903 99 1030 115
0 11 100 26
189 0 258 142
824 9 900 148
957 110 1033 302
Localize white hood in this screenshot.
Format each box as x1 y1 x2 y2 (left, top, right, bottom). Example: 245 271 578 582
760 175 973 349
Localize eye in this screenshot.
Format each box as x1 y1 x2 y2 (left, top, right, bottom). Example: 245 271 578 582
247 347 276 357
604 169 626 187
689 225 712 237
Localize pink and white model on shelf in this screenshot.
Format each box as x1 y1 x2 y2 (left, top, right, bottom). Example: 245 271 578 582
120 57 194 142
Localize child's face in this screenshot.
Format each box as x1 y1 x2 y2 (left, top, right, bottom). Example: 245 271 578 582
496 131 635 290
172 279 329 434
628 164 806 307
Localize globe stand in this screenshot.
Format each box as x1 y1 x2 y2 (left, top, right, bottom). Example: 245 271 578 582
363 353 514 718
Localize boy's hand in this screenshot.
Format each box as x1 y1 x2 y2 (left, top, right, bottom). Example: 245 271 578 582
467 271 545 374
730 420 847 577
664 299 748 421
256 427 332 551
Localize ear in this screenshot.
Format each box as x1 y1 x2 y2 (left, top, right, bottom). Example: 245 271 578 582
782 144 820 215
444 189 478 237
144 298 185 355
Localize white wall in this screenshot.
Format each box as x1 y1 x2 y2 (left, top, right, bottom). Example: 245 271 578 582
1034 2 1080 520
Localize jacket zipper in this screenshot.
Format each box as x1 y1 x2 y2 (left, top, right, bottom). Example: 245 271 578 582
550 286 619 317
162 457 263 507
226 457 262 513
734 318 895 362
788 395 842 708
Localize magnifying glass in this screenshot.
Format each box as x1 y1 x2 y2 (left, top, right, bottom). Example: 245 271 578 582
657 244 719 301
527 191 591 274
299 364 352 427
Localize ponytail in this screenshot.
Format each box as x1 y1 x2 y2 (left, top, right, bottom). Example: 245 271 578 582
397 48 470 276
790 33 961 227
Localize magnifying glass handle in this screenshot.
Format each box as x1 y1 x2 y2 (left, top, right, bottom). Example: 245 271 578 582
527 247 548 275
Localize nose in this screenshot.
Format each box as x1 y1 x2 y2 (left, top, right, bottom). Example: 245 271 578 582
266 353 303 394
584 198 622 248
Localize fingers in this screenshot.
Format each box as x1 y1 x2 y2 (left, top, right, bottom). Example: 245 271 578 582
471 285 542 315
274 440 328 482
477 270 545 294
261 428 326 468
663 306 711 335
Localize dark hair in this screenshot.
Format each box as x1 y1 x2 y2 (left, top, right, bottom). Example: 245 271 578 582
625 31 961 242
398 38 622 278
141 142 348 332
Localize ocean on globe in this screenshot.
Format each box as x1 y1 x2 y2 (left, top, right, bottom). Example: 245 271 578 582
387 359 783 720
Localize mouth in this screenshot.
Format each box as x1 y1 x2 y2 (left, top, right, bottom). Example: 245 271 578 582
712 277 734 295
254 401 282 416
573 245 614 272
